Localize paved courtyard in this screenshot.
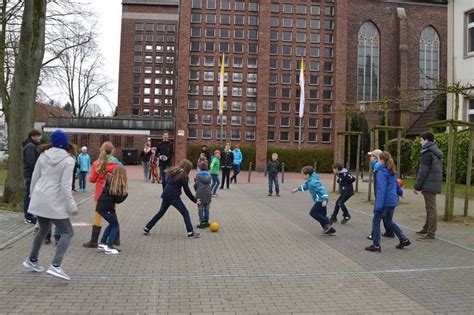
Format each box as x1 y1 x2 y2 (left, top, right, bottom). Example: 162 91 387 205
0 166 473 314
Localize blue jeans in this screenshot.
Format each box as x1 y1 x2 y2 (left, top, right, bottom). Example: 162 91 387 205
146 198 194 233
78 171 87 190
331 193 352 218
142 161 150 181
268 174 279 194
99 210 120 247
159 164 169 189
231 164 240 182
211 174 220 194
309 202 330 229
30 216 74 266
372 206 407 246
23 178 35 222
198 203 210 223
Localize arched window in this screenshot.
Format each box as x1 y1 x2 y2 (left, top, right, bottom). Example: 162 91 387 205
419 26 440 109
357 22 380 102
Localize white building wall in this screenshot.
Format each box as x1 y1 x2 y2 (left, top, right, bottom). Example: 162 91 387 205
447 0 474 122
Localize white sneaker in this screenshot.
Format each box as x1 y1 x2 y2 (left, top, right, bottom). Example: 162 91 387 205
47 265 71 281
97 243 107 251
22 258 45 273
104 246 120 255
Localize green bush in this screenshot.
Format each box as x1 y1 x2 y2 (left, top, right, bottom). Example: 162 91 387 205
266 147 334 173
411 131 473 184
187 145 255 170
386 138 414 176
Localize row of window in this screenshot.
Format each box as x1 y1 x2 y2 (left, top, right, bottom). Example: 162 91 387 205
191 13 259 26
134 45 175 53
269 102 332 113
135 23 176 32
269 88 334 100
138 77 174 85
131 108 173 117
192 0 259 12
188 114 257 126
188 99 257 111
133 66 174 74
268 117 332 128
270 3 334 16
133 87 174 96
189 56 257 68
132 98 174 106
271 32 333 44
134 55 175 64
269 60 333 72
191 28 258 40
189 85 258 97
188 128 256 141
186 100 333 114
187 114 332 128
270 45 333 57
267 131 332 143
190 42 258 54
190 71 257 83
134 34 177 43
270 17 334 30
187 72 332 86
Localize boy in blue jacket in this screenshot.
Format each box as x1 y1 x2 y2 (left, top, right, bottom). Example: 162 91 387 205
292 166 336 235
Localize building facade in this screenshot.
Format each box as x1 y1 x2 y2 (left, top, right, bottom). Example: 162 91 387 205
117 0 447 170
447 0 474 123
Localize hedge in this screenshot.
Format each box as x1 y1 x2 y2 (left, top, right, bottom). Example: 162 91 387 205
266 147 334 173
411 131 473 184
187 145 255 170
386 138 414 176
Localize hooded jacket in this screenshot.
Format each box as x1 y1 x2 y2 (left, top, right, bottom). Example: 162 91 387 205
77 152 91 173
265 160 280 176
22 138 39 179
232 149 243 166
194 170 212 204
297 172 329 203
375 164 403 212
336 168 356 195
28 148 77 219
414 142 443 194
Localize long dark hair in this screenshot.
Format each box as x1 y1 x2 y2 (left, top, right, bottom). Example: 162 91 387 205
165 159 193 181
38 142 77 156
379 151 397 174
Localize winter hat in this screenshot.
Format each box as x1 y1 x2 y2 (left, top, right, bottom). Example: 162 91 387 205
51 130 69 149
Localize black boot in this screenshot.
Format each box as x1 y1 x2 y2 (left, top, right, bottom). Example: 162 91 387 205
83 225 101 248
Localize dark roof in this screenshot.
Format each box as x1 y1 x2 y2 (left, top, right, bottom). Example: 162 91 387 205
122 0 179 5
45 117 175 131
36 102 73 123
405 100 439 137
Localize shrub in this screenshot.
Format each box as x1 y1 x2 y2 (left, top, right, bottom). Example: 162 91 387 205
411 131 473 184
386 138 414 177
187 145 255 170
266 147 333 173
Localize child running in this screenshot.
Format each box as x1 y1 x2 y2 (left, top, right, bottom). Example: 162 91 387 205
265 153 280 197
143 159 201 238
210 150 221 197
22 130 77 281
96 165 128 255
365 151 410 252
194 161 212 229
292 166 336 235
330 163 356 224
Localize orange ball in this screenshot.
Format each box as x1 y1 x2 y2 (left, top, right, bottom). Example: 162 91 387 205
209 222 220 233
397 178 404 188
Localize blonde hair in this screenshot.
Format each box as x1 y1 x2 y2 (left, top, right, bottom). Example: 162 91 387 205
272 153 278 158
166 159 193 181
97 142 114 175
108 165 128 196
379 151 397 174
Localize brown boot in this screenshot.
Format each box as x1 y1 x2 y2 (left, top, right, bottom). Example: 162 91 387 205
83 225 101 248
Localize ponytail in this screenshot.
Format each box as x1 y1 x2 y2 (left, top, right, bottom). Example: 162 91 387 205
379 151 397 174
96 142 114 175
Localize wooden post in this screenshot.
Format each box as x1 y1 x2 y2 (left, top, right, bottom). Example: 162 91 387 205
396 130 402 175
314 161 317 172
281 162 285 183
248 162 252 183
464 129 474 217
333 173 337 193
374 129 379 150
347 121 352 170
445 124 454 221
384 98 389 150
355 134 361 192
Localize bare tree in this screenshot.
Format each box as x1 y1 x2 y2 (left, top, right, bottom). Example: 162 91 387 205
2 0 47 206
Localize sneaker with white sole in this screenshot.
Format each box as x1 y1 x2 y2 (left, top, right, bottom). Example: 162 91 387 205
22 258 45 273
187 231 200 239
104 246 120 255
47 265 71 281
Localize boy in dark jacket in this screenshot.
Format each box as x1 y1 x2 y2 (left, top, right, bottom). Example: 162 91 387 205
22 129 41 224
265 153 280 197
194 161 212 228
220 143 234 189
330 163 355 224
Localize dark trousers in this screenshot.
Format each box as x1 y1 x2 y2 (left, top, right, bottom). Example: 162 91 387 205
230 164 240 183
78 171 87 190
422 191 437 236
23 178 35 222
30 216 74 266
220 168 231 189
309 202 330 229
146 198 194 233
331 193 352 218
268 174 279 194
159 164 169 189
98 210 120 247
372 206 406 246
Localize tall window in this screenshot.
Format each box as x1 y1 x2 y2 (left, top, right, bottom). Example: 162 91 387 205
467 11 474 54
419 26 440 109
357 22 379 102
467 98 474 123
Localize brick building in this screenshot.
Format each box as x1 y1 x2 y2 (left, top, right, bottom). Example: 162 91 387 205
116 0 447 170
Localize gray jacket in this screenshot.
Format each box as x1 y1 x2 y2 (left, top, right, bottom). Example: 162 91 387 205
414 142 443 194
194 171 212 204
28 147 77 219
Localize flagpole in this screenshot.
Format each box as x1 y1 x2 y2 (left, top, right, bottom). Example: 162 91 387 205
219 53 225 145
298 57 305 150
298 118 302 149
220 114 223 146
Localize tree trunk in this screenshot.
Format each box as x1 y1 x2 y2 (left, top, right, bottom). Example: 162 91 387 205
0 0 8 121
2 0 47 208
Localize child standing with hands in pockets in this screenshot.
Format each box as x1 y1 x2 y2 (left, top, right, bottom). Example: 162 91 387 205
194 161 212 228
96 165 128 255
292 166 336 235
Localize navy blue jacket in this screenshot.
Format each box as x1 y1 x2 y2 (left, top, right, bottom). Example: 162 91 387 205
161 175 197 203
336 168 355 195
375 164 403 212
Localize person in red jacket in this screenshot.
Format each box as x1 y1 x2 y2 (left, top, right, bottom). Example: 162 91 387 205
83 142 121 248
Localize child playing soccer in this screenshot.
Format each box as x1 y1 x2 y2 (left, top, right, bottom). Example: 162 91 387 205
96 165 128 255
330 163 356 224
292 166 336 235
265 153 280 197
194 161 212 228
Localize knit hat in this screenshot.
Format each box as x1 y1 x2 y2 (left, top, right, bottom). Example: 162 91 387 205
51 130 69 149
368 149 382 159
